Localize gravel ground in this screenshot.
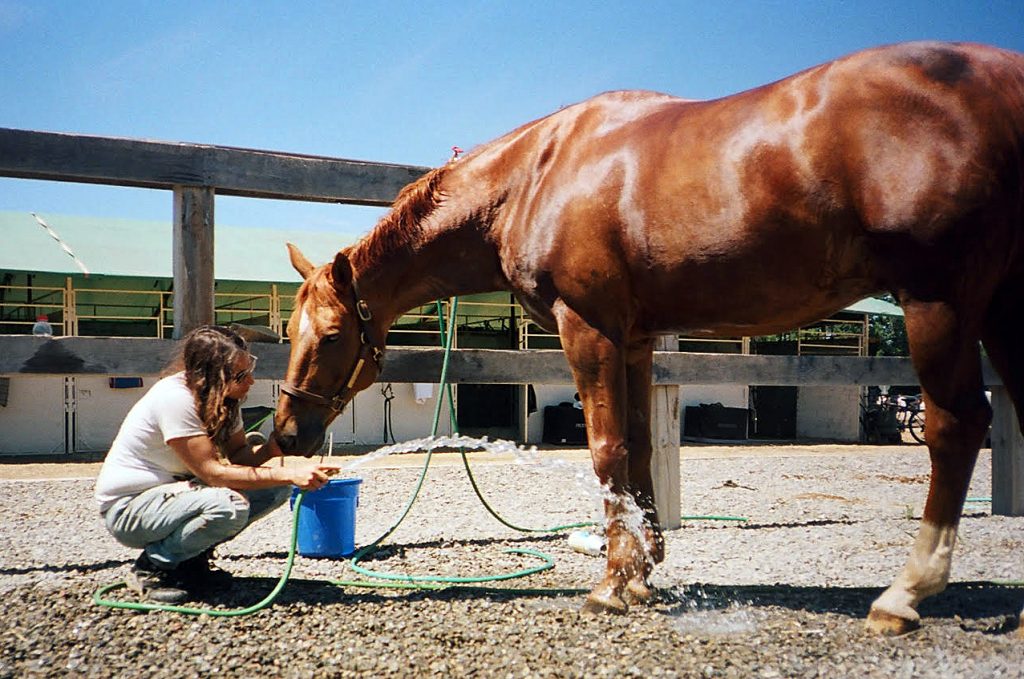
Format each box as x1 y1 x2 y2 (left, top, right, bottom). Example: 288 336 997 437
1 443 1023 678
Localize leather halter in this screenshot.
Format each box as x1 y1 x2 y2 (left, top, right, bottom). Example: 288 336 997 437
279 282 385 414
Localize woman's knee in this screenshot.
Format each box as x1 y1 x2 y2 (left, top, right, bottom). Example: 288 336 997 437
204 488 251 533
242 485 291 523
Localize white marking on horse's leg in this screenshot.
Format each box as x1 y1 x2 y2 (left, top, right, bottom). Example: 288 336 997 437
870 520 957 622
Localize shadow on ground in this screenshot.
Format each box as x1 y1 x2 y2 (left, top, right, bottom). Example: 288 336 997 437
659 580 1024 625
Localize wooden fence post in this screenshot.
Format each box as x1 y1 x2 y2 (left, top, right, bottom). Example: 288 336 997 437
991 386 1024 516
651 335 681 530
172 186 215 339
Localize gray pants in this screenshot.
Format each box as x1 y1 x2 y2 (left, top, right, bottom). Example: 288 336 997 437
104 480 290 569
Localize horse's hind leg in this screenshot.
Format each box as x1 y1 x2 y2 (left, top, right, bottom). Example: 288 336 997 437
980 279 1024 637
866 299 992 635
622 337 665 604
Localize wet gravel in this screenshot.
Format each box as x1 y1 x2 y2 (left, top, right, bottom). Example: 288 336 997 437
2 445 1023 678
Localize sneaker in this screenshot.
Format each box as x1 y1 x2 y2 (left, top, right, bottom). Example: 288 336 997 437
126 552 189 604
176 548 234 592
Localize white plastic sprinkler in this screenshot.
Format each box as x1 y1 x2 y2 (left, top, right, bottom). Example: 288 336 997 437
567 530 605 557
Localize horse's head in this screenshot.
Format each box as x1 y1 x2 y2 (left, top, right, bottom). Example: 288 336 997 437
273 243 385 455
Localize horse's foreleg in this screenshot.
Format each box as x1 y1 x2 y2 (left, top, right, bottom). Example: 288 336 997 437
553 305 639 614
622 338 663 604
867 300 991 635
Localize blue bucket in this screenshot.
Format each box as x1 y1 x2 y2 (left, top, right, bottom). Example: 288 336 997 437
289 478 362 558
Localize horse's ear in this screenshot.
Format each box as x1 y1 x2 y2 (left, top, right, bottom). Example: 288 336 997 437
330 251 353 293
287 243 315 280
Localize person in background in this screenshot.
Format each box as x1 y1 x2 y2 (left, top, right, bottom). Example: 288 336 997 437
94 325 337 603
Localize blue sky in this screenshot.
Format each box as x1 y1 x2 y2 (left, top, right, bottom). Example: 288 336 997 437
2 0 1023 239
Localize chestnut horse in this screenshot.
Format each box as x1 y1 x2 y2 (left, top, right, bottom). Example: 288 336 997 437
275 42 1024 634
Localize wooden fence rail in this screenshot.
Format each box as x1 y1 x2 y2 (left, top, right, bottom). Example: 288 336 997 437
0 337 945 384
0 128 430 205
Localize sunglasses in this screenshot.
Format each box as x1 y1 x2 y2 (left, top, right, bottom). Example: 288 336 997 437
232 355 258 383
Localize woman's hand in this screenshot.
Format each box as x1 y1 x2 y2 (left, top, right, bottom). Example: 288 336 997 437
287 461 337 491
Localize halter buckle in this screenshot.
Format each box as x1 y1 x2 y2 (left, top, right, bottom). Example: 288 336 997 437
356 300 372 321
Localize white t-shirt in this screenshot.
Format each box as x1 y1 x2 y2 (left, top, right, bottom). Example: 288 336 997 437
94 372 241 513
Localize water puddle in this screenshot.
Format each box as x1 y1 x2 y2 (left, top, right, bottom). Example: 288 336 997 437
668 607 761 636
662 585 760 636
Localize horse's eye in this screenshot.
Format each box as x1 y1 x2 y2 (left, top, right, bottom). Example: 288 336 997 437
323 333 342 344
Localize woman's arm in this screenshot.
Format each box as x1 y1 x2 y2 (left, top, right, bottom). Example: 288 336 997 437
169 435 333 491
223 429 283 467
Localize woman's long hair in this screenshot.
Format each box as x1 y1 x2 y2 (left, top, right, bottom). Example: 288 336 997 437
163 325 249 444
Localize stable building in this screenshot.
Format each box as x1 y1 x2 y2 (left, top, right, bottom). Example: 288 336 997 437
0 210 904 455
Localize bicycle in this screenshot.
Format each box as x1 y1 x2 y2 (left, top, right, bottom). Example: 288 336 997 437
890 393 926 444
860 388 926 445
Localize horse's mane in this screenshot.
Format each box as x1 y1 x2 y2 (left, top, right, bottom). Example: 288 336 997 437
294 164 450 310
349 164 450 272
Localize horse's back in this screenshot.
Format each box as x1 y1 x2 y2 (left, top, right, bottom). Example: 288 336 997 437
495 43 1024 333
824 43 1024 227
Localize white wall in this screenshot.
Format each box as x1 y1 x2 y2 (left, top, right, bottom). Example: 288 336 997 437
350 382 455 446
0 376 859 455
74 375 150 453
0 376 65 454
796 386 861 441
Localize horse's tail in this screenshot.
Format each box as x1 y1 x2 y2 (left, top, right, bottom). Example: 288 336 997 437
976 49 1024 435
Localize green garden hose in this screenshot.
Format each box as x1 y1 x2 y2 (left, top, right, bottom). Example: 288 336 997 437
93 492 562 615
94 491 311 616
93 295 747 616
430 298 596 534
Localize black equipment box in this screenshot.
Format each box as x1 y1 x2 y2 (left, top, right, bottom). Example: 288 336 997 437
542 404 587 444
684 403 750 440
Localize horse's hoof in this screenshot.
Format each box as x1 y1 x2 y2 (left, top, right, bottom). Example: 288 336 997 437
865 608 920 636
581 591 628 615
623 578 655 605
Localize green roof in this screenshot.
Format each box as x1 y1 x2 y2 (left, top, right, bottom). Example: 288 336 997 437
0 210 906 318
843 296 904 317
0 211 356 282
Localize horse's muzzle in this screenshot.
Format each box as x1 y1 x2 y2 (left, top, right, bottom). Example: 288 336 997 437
272 418 325 457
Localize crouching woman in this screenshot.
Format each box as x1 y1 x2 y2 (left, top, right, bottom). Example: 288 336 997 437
95 325 337 603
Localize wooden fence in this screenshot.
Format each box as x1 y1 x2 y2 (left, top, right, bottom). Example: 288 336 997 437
0 128 430 338
1 127 1021 524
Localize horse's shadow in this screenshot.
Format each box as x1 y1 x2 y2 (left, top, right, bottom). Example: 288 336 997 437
171 576 1021 636
186 532 1023 631
16 532 1022 632
657 581 1023 633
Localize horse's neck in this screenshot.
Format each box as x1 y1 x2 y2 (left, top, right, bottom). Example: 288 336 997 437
356 211 505 327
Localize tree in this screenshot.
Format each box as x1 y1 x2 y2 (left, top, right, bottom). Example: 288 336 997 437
869 295 909 357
